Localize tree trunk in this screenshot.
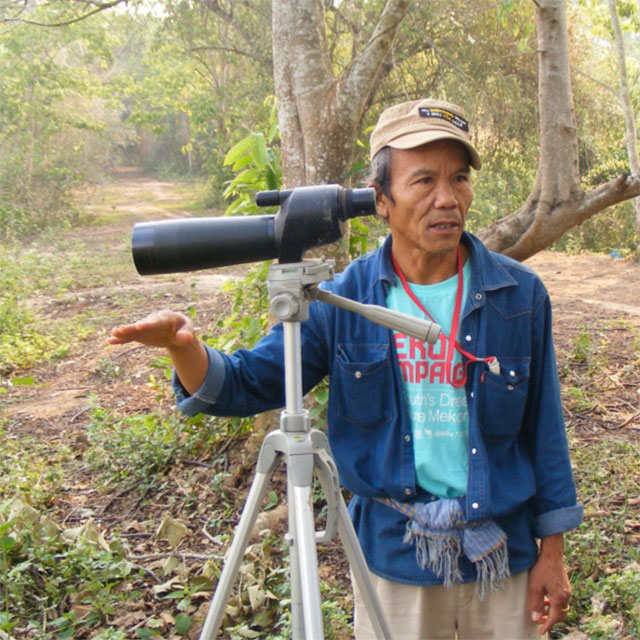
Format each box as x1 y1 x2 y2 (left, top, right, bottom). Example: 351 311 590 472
608 0 640 251
271 0 410 188
477 0 640 261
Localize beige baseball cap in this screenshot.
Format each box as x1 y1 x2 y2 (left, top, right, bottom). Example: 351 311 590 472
369 98 481 169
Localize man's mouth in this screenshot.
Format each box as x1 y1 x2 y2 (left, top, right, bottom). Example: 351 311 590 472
430 221 459 230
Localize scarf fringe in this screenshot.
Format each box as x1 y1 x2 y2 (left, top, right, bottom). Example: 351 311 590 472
403 520 511 599
473 541 510 600
404 524 463 588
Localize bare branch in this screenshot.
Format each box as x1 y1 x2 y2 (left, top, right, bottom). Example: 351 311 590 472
572 65 617 95
3 0 127 27
339 0 411 118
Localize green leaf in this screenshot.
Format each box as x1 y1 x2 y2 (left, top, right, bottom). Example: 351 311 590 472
265 165 279 191
0 535 17 552
249 133 267 167
228 153 254 173
224 136 253 167
174 613 191 635
231 168 263 187
345 159 366 179
264 491 278 510
8 560 33 577
0 611 15 631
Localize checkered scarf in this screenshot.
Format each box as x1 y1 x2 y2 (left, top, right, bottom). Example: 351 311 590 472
378 497 510 599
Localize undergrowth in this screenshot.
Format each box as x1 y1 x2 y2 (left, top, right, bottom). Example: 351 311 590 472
0 243 95 376
2 176 639 638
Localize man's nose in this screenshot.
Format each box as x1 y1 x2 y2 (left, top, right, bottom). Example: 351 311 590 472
433 179 458 208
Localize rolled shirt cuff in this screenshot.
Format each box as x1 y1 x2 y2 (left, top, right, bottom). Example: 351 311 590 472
533 504 584 539
172 344 225 416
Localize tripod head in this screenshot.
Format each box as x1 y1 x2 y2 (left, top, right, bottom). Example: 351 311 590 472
267 259 441 343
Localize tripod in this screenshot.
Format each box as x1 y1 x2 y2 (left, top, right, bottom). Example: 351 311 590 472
199 259 441 640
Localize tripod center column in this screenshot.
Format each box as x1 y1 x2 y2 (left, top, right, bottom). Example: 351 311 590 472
283 321 304 418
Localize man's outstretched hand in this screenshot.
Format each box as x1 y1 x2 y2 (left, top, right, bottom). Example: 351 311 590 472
109 310 196 349
109 310 208 395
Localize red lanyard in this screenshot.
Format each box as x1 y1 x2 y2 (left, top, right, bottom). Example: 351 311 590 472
391 247 497 388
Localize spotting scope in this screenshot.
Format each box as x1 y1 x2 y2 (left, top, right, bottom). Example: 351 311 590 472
131 184 376 275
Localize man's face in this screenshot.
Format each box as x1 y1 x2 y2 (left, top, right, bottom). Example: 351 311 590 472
376 139 473 262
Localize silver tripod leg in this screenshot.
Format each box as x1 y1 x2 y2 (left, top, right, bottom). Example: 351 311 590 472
198 425 328 640
288 473 324 639
199 438 280 639
311 432 393 640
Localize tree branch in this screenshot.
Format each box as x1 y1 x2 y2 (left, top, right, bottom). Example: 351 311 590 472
187 44 264 64
340 0 411 118
576 173 640 219
572 65 617 95
3 0 127 27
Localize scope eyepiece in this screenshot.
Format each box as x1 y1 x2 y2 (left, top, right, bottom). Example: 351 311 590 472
343 188 377 220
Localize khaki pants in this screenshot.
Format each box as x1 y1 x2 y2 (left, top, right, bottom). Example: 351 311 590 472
352 569 546 640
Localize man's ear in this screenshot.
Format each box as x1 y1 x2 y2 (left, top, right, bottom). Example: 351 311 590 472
371 184 390 220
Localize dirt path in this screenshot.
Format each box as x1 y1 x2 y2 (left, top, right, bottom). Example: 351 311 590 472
3 171 240 432
527 250 640 321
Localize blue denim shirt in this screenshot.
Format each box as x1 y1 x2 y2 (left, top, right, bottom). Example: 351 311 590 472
174 232 583 585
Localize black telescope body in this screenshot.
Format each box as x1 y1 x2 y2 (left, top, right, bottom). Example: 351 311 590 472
132 184 376 276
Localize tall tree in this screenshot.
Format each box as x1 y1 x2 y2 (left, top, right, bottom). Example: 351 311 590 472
475 0 640 259
607 0 640 251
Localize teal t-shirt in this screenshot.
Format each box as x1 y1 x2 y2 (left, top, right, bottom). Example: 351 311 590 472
386 261 471 498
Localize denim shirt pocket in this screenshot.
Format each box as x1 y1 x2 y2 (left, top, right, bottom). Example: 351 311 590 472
335 343 392 428
478 356 530 439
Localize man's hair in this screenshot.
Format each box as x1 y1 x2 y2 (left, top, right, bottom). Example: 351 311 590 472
366 146 394 203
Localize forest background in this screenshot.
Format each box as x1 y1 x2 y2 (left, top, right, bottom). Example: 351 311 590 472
1 1 640 639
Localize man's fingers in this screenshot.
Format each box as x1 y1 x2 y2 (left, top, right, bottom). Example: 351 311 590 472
108 324 140 344
108 312 193 348
528 587 547 622
531 595 569 635
538 597 569 634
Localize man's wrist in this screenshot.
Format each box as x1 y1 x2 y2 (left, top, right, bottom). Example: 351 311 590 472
539 533 564 559
169 338 209 395
167 335 203 356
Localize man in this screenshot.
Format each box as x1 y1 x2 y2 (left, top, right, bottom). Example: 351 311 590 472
110 98 582 639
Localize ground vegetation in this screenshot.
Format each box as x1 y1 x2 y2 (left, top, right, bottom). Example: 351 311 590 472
0 175 639 639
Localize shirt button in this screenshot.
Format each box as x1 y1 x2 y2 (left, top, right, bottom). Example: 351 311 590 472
470 391 474 399
509 370 516 377
472 502 479 509
507 385 514 391
404 488 412 496
475 293 483 301
355 371 362 379
471 448 477 455
405 434 411 442
465 335 473 342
